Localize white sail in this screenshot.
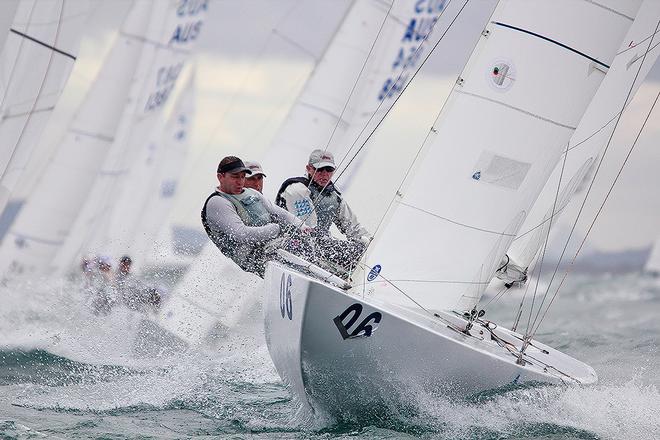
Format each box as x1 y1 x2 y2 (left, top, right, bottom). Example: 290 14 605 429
507 0 660 269
113 66 196 267
54 0 207 274
261 0 447 201
0 0 207 277
0 0 89 215
362 0 642 313
644 236 660 274
0 2 19 62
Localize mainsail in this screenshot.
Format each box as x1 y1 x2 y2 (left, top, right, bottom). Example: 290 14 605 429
507 0 660 270
362 0 642 313
0 0 89 215
0 0 207 277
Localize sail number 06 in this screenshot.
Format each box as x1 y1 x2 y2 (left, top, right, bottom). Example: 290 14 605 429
279 274 292 320
333 303 382 340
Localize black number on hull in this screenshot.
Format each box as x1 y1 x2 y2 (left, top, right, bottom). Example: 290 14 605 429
279 273 292 320
333 303 382 339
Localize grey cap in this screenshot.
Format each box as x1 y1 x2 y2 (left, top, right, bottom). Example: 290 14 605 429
244 161 266 177
308 149 335 169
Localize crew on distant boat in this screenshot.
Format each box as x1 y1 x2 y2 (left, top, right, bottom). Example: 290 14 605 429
276 149 371 277
90 255 115 315
115 255 160 311
244 161 266 194
201 156 309 277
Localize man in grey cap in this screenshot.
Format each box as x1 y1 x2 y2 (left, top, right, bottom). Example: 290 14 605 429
276 149 371 278
244 160 266 194
202 156 308 276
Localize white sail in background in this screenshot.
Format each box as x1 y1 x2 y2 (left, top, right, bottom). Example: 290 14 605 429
644 236 660 274
507 0 660 269
362 0 641 313
0 0 207 277
261 0 446 201
0 2 19 60
112 66 196 267
53 0 207 274
0 0 89 215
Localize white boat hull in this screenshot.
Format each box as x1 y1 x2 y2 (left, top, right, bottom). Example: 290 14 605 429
264 262 597 421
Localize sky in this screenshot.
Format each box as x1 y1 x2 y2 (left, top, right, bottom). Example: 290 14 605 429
26 0 660 255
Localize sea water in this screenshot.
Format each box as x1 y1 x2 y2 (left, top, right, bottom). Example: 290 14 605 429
0 272 658 439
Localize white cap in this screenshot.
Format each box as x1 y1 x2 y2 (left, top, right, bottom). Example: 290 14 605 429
308 149 335 169
244 160 266 177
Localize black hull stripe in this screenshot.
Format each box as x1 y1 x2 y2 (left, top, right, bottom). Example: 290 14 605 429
10 28 76 61
493 21 609 69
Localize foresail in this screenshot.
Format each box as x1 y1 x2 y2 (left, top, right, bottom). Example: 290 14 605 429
363 0 641 313
0 0 88 216
508 0 660 269
261 0 446 201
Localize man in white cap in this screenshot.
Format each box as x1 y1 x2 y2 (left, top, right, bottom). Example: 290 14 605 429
244 160 266 194
275 149 371 278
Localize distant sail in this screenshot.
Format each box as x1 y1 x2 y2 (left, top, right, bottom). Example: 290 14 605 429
0 0 208 277
0 0 89 215
261 0 446 201
363 0 642 313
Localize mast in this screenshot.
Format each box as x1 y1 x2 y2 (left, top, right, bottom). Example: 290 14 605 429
363 0 642 313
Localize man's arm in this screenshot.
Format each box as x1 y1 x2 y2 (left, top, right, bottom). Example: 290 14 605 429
336 199 371 243
206 196 280 243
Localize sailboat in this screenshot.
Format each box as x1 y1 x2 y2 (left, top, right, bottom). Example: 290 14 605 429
263 0 655 420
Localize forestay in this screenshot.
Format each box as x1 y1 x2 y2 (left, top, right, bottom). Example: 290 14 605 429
0 0 89 215
261 0 446 201
0 0 206 277
363 0 640 313
508 0 658 269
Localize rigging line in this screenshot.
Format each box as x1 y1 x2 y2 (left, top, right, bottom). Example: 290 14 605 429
493 22 609 69
0 2 67 185
333 0 465 181
307 0 394 193
2 106 55 121
356 261 433 315
291 1 455 238
532 88 660 340
9 28 76 61
525 140 570 338
398 201 516 236
187 0 309 173
511 205 567 242
512 252 540 332
617 27 660 56
527 18 660 340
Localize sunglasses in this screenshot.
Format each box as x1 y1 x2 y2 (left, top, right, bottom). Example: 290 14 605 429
315 166 335 173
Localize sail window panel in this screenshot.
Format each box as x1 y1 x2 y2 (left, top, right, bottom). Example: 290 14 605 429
460 28 609 128
471 151 530 190
401 95 564 226
495 0 641 66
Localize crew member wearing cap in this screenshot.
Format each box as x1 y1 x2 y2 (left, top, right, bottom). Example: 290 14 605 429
275 149 371 278
202 156 306 276
244 161 266 194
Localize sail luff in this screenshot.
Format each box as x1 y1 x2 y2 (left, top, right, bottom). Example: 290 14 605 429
363 0 642 313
